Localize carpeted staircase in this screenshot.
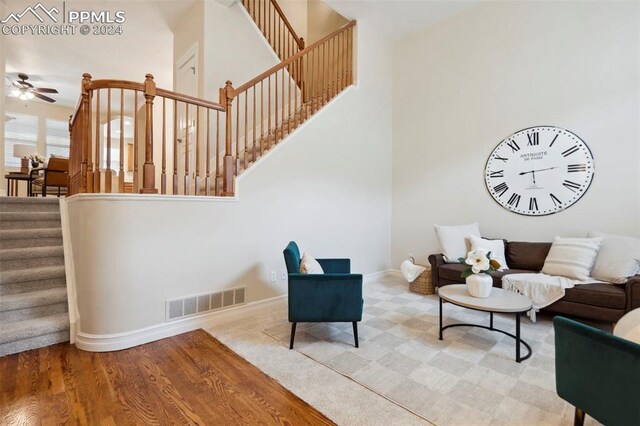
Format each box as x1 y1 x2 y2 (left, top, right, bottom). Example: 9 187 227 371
0 197 70 357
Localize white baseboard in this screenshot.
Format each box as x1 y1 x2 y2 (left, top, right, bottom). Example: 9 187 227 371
74 294 286 352
74 268 394 352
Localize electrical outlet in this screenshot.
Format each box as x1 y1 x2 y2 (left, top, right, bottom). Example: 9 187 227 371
270 271 276 282
281 270 287 280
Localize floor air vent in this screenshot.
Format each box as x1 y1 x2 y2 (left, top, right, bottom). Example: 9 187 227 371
166 286 247 322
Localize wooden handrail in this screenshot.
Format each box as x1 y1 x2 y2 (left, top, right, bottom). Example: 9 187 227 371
235 20 355 94
68 73 226 196
267 0 303 49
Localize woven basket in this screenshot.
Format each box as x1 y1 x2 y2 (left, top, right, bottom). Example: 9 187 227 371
409 265 434 295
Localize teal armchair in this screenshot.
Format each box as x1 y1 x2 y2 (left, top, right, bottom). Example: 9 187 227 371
554 316 640 426
283 241 363 349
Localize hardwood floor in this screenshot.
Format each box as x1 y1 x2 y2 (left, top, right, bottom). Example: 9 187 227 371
0 329 335 425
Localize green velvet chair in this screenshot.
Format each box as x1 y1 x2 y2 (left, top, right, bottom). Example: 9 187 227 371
554 316 640 426
283 241 363 349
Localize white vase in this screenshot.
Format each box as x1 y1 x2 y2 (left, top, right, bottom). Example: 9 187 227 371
466 273 493 298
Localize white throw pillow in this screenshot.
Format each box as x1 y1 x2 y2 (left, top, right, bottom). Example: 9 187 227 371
434 223 481 263
468 235 509 271
299 253 324 274
588 231 640 284
541 236 602 281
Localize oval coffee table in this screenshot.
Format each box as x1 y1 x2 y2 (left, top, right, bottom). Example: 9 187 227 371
614 307 640 344
439 284 533 363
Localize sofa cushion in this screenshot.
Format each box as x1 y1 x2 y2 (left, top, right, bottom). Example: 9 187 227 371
562 284 626 309
434 222 481 263
541 236 602 281
469 236 509 270
588 231 640 284
506 241 552 271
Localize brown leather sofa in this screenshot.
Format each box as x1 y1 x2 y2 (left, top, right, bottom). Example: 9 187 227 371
429 241 640 323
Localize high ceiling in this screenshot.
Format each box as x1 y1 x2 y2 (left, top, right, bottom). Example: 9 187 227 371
3 0 479 109
3 0 197 108
324 0 480 43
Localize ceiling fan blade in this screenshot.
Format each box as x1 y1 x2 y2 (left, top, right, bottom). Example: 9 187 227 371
19 80 34 88
34 87 58 94
33 92 56 103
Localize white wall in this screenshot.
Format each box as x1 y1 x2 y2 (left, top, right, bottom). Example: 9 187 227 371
66 22 392 347
0 0 5 196
203 1 281 100
391 1 640 266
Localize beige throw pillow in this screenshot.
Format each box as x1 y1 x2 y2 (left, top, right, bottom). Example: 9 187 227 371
468 235 509 271
299 253 324 274
434 223 481 263
541 236 602 281
588 231 640 284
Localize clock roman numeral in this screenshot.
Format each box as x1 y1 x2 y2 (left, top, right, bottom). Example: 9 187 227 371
550 193 562 206
529 197 538 211
527 132 539 146
506 140 520 153
493 182 509 197
562 146 580 157
507 193 521 208
549 134 559 147
489 170 504 178
494 155 508 163
567 164 587 173
562 180 582 193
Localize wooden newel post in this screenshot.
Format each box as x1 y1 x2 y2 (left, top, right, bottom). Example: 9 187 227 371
79 73 92 193
141 73 158 194
222 80 235 196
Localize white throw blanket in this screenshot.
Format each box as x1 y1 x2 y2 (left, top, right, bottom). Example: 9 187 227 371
502 273 604 322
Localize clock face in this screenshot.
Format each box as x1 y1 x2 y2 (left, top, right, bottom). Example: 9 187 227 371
485 126 594 216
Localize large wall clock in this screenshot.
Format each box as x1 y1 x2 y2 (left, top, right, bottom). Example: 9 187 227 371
485 126 594 216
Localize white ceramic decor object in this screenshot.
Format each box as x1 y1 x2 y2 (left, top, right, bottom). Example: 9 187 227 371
466 273 493 298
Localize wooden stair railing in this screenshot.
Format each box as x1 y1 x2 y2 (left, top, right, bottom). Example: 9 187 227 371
68 74 226 196
241 0 305 62
219 20 355 195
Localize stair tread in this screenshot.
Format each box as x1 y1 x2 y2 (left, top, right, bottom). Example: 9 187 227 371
0 245 64 260
0 265 66 285
0 287 67 312
0 313 69 345
0 228 62 240
0 212 61 221
0 197 60 204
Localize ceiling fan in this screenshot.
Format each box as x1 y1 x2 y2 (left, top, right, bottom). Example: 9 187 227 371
9 73 58 103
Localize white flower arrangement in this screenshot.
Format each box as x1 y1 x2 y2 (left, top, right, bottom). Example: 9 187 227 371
458 249 501 279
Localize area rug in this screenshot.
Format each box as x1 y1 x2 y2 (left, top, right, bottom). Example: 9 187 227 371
261 273 601 426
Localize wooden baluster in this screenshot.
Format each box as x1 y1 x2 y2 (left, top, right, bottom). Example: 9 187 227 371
221 80 235 196
321 42 326 106
244 92 248 169
195 105 201 195
260 80 264 156
294 57 298 128
173 99 178 194
119 88 125 192
268 76 272 150
106 88 112 193
350 26 354 84
184 103 190 194
310 48 315 113
83 74 93 193
288 63 292 134
252 85 256 162
236 94 240 170
161 97 166 194
274 70 278 143
133 91 139 193
299 38 305 102
205 108 210 196
141 74 157 194
281 66 285 136
342 30 346 90
215 111 220 195
94 89 101 192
